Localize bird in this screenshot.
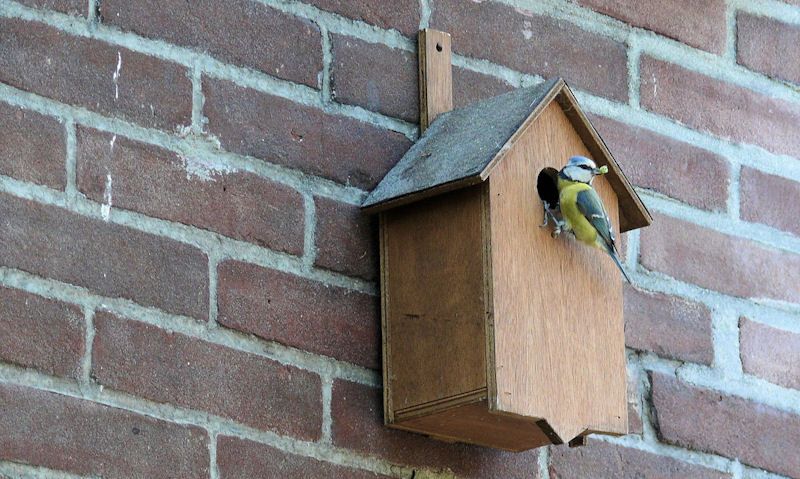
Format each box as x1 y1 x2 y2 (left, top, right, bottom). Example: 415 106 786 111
552 155 631 283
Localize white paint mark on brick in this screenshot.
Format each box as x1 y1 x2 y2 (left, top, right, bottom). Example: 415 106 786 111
101 173 113 221
522 20 533 40
112 51 122 100
179 155 236 182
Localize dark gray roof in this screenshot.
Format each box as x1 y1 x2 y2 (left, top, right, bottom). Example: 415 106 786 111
362 78 561 210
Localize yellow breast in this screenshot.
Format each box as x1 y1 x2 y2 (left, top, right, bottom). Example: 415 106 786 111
557 178 597 246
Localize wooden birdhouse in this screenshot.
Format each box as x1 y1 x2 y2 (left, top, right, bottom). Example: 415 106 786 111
361 30 652 451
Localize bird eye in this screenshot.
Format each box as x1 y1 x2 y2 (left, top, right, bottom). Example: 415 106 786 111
579 165 591 170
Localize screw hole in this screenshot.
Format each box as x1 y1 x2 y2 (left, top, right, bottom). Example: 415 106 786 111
436 42 442 52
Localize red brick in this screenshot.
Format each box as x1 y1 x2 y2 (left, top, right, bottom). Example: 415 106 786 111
100 0 321 88
740 318 800 390
0 102 66 189
591 116 730 212
0 192 208 320
0 383 208 479
203 77 411 190
332 380 540 478
331 34 418 122
18 0 85 15
0 287 84 379
640 57 800 159
640 214 800 304
217 261 379 369
330 36 516 121
0 18 190 131
577 0 726 53
737 13 800 86
740 167 800 237
453 68 516 109
431 0 628 101
306 0 419 36
76 128 305 255
314 197 377 280
217 436 391 479
92 311 322 439
550 438 730 478
651 372 800 477
624 285 714 364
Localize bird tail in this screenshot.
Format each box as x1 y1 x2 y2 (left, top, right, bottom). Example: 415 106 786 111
608 247 631 284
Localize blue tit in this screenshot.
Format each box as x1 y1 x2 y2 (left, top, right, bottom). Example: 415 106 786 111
555 155 631 283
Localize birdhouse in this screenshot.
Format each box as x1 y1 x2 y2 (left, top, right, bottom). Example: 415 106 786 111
361 30 652 451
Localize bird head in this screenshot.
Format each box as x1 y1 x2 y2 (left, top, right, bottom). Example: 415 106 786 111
559 156 608 184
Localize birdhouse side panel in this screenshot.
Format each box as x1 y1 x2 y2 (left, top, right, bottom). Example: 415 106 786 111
382 185 489 416
486 101 627 442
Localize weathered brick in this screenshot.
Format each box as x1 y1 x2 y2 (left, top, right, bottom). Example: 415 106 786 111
740 167 800 237
624 285 714 364
331 34 418 122
591 115 729 212
0 287 84 379
76 127 305 255
577 0 726 53
651 372 800 477
203 77 411 190
330 35 516 122
217 436 392 478
314 197 377 281
306 0 419 36
740 318 800 390
453 68 516 109
0 102 66 189
18 0 85 15
550 438 730 478
92 311 322 439
737 13 800 86
431 0 628 101
217 261 379 369
101 0 321 88
640 57 800 159
626 368 643 435
332 380 540 478
0 383 208 479
0 18 191 131
639 214 800 304
0 192 208 320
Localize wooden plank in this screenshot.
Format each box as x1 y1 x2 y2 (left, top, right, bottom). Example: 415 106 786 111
418 29 453 132
487 101 628 443
383 185 488 413
379 212 393 424
392 400 552 451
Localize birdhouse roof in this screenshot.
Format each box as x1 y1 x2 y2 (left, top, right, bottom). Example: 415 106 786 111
362 77 651 232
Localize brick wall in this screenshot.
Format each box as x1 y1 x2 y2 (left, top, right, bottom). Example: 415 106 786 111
0 0 798 477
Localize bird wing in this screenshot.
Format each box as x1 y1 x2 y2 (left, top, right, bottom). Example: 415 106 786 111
576 188 616 252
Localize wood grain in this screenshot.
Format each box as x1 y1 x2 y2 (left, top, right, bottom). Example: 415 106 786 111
382 185 487 413
418 29 453 132
393 400 552 451
487 101 628 443
555 87 652 232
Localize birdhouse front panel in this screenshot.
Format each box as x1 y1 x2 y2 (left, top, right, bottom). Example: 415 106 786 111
486 100 628 443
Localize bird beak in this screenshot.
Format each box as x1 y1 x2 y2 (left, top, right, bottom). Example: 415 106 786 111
593 165 609 175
